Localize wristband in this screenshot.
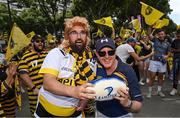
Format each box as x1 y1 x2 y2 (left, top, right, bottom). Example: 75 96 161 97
30 85 36 91
125 100 133 109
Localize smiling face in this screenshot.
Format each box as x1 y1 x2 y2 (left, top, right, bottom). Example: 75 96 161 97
68 26 87 53
158 31 166 41
96 47 116 69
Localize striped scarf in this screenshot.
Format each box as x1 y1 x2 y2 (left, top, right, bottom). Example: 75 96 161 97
66 48 96 86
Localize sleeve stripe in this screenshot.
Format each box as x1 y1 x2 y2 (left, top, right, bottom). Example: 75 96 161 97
39 68 59 77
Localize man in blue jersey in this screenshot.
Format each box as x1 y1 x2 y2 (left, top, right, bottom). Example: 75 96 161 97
147 29 171 98
94 37 143 117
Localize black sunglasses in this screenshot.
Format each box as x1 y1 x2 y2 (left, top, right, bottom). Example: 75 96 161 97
35 40 43 43
98 50 115 57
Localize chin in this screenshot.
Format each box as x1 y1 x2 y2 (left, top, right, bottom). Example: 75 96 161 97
103 63 112 69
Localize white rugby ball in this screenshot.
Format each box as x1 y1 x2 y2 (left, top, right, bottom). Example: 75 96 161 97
87 77 127 101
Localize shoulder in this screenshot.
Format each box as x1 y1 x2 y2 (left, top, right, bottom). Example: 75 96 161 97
116 58 136 77
117 57 132 71
21 51 35 60
47 48 66 57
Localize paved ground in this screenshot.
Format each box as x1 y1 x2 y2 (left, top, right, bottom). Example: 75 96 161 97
134 78 180 117
16 78 180 117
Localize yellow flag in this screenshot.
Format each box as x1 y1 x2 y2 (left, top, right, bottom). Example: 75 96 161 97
96 29 104 37
141 29 147 36
153 20 164 29
140 2 164 26
119 27 132 39
94 16 113 28
6 23 31 62
177 25 180 30
47 33 53 43
26 31 35 40
124 29 133 39
162 18 169 26
153 18 169 29
130 19 141 32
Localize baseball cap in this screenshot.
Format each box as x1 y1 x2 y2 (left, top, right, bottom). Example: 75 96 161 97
126 38 137 43
95 37 116 51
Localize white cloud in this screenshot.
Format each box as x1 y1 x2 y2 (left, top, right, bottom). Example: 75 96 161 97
169 0 180 24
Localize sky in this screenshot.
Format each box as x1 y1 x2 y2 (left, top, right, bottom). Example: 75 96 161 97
169 0 180 25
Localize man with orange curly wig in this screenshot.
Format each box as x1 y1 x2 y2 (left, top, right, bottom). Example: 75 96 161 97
34 16 96 117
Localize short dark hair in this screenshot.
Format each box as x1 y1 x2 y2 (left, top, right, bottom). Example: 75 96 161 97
157 29 165 34
31 35 43 42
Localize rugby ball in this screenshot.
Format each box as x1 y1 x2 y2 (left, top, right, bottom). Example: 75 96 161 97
87 77 127 101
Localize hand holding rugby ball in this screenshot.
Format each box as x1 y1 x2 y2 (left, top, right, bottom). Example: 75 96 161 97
87 77 127 101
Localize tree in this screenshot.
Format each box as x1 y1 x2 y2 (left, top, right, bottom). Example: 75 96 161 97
71 0 176 35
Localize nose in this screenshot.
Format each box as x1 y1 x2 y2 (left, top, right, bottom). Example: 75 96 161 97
104 52 109 58
77 33 81 38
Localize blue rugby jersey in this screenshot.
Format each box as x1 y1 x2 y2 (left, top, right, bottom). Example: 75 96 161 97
96 57 143 117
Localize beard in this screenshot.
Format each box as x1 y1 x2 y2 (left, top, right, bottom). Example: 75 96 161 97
70 38 86 55
33 45 43 53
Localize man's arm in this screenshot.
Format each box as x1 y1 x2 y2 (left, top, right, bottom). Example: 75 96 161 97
129 51 153 62
19 71 39 94
43 73 95 100
115 87 142 113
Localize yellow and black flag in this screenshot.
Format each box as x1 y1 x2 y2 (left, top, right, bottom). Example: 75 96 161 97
153 18 169 29
94 16 113 28
140 1 164 26
96 29 104 37
6 23 31 62
26 31 35 40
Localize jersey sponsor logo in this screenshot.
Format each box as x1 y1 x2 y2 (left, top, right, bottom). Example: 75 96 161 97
61 67 74 72
59 78 75 86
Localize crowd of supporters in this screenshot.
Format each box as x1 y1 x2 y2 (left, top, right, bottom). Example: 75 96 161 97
0 18 179 117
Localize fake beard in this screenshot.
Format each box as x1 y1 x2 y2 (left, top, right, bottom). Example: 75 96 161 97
70 39 86 55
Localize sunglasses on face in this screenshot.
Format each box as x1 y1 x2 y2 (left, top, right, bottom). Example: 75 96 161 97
35 40 43 43
98 50 115 57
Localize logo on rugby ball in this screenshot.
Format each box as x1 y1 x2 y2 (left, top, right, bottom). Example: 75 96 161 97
88 77 126 101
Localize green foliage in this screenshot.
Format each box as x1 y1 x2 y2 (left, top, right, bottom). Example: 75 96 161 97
72 0 176 35
0 3 9 32
0 0 177 36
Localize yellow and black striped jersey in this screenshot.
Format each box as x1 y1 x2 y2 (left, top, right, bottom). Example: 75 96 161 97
0 103 5 117
0 78 16 117
18 50 48 114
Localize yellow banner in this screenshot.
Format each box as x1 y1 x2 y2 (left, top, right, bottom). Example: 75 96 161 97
153 18 169 29
119 27 133 39
26 31 35 40
47 33 53 42
6 23 31 62
140 2 164 26
94 16 113 28
130 19 141 32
